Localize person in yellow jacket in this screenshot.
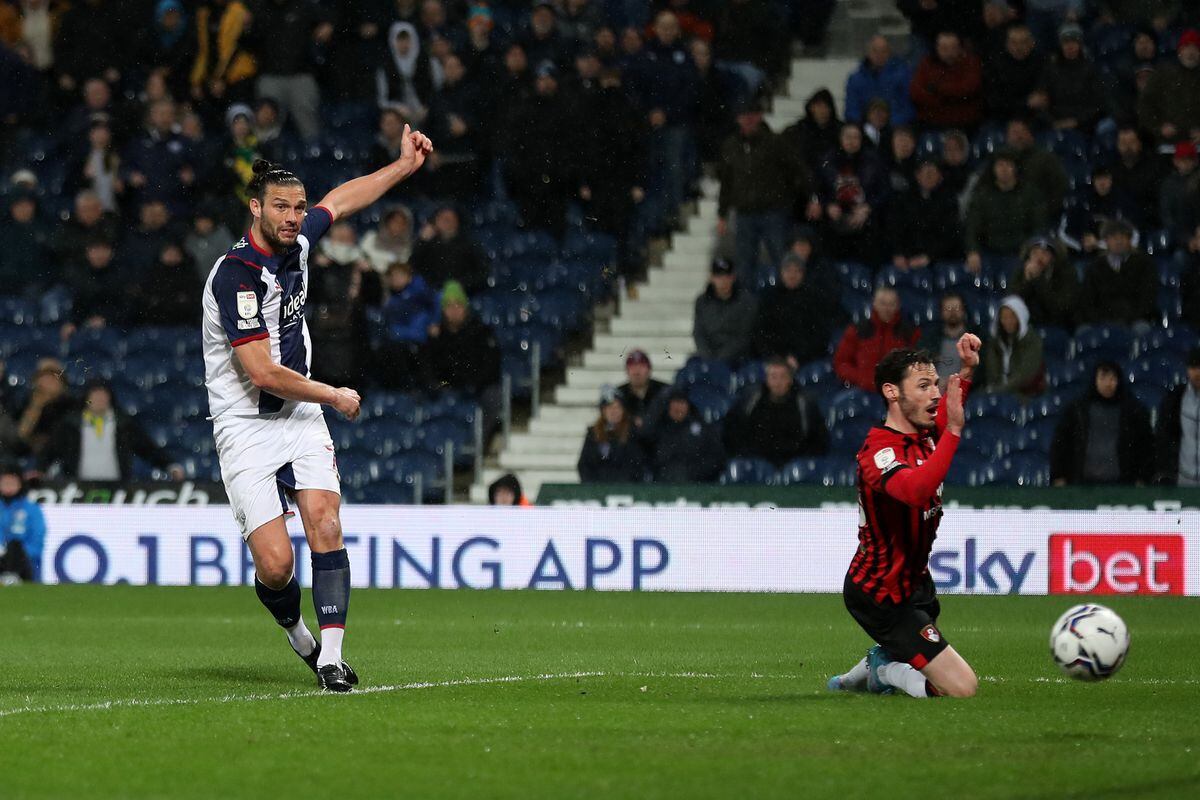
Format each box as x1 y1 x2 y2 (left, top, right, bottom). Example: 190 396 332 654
190 0 256 103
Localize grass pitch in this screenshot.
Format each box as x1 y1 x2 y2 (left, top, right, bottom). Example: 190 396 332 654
2 586 1198 799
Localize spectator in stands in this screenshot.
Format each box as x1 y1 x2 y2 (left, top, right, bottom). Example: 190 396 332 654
693 258 758 364
713 0 785 94
834 286 920 392
887 158 963 269
377 22 433 122
1137 28 1200 144
122 98 195 213
0 464 44 583
487 472 531 506
378 261 438 390
141 1 196 100
724 358 828 467
308 222 371 386
616 350 668 429
1184 226 1200 331
784 88 841 171
424 281 503 439
424 54 483 201
64 115 125 213
919 292 974 387
190 0 256 107
752 253 833 368
134 242 199 327
896 0 982 54
1004 115 1069 218
1010 235 1078 329
1111 124 1166 230
185 204 234 281
938 128 972 199
910 31 984 131
965 150 1047 272
8 0 56 74
578 385 647 483
644 388 725 483
1159 140 1200 245
1078 219 1159 328
718 97 809 285
1112 27 1161 119
978 0 1019 67
252 0 330 142
861 98 893 149
39 381 183 482
1031 23 1105 132
983 24 1045 122
362 206 416 275
845 35 915 127
16 359 73 458
52 189 120 267
411 206 488 295
222 103 259 206
1061 164 1139 254
885 126 918 194
1051 361 1154 486
817 122 887 262
54 0 126 94
785 225 840 306
121 199 180 280
63 238 125 339
982 295 1046 399
0 189 50 294
521 1 572 69
691 38 738 164
1154 347 1200 485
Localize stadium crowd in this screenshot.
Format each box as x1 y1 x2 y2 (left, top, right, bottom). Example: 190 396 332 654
0 0 1196 497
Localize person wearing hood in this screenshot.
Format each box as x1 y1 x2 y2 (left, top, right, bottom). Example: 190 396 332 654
692 258 758 364
578 386 648 484
845 35 915 127
783 87 841 171
723 358 828 468
1078 219 1158 328
817 122 888 262
487 472 531 506
1 464 45 583
362 206 415 274
1154 347 1200 486
1009 235 1078 329
981 295 1045 399
1051 361 1154 486
910 31 983 131
223 102 259 203
887 158 962 269
642 388 725 483
752 253 834 367
1138 28 1200 143
377 21 435 122
834 286 920 392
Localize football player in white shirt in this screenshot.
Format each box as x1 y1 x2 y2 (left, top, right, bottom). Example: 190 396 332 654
202 126 432 692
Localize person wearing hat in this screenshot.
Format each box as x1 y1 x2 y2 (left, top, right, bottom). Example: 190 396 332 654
642 387 725 483
1031 22 1105 133
225 102 260 203
0 463 45 583
487 472 532 506
886 157 962 270
16 359 75 458
1138 28 1200 143
1010 235 1078 328
423 280 503 439
1078 218 1159 328
1154 347 1200 486
964 148 1047 273
616 350 669 429
0 189 50 295
1051 361 1154 487
577 385 647 483
693 257 759 364
1160 140 1199 244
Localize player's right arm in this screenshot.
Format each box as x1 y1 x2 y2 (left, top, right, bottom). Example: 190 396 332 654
233 339 360 420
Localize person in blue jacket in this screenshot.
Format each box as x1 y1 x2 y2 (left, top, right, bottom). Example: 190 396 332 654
1 463 45 583
845 35 915 127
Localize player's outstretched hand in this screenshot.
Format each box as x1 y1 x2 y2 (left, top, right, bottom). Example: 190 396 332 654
398 124 433 176
956 332 982 370
945 374 965 435
332 387 361 421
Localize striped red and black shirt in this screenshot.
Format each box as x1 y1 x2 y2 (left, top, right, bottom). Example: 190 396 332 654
847 380 970 604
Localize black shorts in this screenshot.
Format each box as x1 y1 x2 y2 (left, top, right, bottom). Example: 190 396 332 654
843 573 949 669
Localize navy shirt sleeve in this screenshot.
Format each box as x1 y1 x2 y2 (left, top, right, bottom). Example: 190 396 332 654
212 257 268 346
301 204 334 245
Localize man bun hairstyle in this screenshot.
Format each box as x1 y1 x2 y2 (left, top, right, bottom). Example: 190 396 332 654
875 348 937 397
247 159 303 202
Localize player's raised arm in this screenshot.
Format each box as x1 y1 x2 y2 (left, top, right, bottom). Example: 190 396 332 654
317 125 434 221
935 333 980 435
885 374 965 507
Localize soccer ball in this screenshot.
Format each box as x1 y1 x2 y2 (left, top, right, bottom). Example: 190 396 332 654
1049 604 1130 681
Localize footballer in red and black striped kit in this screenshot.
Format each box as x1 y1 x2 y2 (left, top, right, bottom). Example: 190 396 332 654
828 334 983 699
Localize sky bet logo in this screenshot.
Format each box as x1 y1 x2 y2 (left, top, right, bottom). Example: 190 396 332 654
1049 534 1185 595
930 538 1035 593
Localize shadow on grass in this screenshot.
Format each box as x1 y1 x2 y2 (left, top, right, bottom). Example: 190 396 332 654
165 664 297 686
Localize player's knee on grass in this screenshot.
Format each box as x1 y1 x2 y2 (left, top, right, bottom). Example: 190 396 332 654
932 668 978 698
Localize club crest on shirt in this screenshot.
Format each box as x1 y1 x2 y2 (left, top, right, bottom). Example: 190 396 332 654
920 624 941 643
236 291 258 319
873 447 897 470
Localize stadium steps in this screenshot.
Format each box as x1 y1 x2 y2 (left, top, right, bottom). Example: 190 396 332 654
469 53 861 504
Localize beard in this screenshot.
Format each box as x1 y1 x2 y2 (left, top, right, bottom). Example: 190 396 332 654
900 392 937 430
260 217 297 251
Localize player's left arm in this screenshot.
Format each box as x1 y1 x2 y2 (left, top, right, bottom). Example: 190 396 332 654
936 333 980 435
317 125 433 222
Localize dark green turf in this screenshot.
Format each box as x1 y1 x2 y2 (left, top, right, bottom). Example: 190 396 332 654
1 586 1197 799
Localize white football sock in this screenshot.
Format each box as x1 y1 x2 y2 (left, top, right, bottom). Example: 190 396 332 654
286 619 317 657
317 626 344 668
879 662 930 698
838 657 870 690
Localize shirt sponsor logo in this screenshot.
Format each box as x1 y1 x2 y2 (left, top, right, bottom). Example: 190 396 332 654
1048 533 1185 595
236 319 258 330
236 291 258 319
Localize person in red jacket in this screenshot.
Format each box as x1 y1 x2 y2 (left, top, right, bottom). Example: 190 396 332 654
834 287 921 391
910 31 983 131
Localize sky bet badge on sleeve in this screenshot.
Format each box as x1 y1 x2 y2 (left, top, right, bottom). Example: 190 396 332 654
236 291 258 319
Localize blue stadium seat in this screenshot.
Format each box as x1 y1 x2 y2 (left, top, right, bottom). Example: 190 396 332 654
945 453 998 486
561 230 617 264
735 360 765 389
1037 129 1088 161
1018 415 1060 453
325 419 362 452
1022 389 1072 422
502 230 559 260
965 391 1022 422
877 264 933 292
501 354 533 397
496 323 561 367
1046 359 1090 388
720 457 777 485
1000 452 1051 487
66 327 122 359
38 287 73 325
1130 383 1166 413
971 124 1005 160
898 290 937 326
1037 325 1073 361
416 417 474 464
0 324 59 359
933 260 992 293
981 255 1018 290
917 131 943 158
531 288 589 329
1128 354 1186 390
833 261 873 292
472 290 535 327
675 357 734 391
829 416 874 454
335 453 379 490
1159 286 1182 321
1073 324 1133 363
826 388 883 426
361 392 421 424
794 359 836 393
351 417 418 457
840 287 871 321
818 461 859 487
1134 324 1197 357
422 391 479 424
180 454 221 482
380 452 444 501
1155 257 1183 287
778 457 830 485
179 419 215 456
1144 229 1172 256
685 384 731 424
